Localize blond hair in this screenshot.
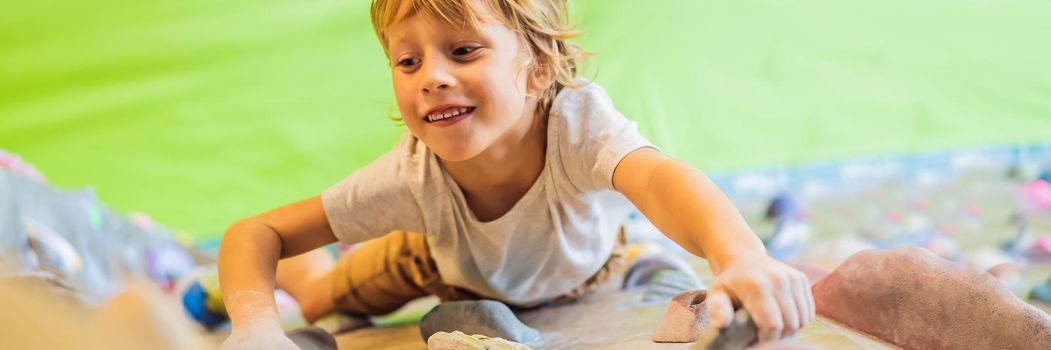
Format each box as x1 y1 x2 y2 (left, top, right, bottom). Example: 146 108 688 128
371 0 587 117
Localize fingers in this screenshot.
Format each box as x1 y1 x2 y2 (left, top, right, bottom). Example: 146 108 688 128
744 291 784 343
706 287 735 329
743 270 812 343
711 259 818 344
806 281 816 323
778 273 801 339
794 270 815 326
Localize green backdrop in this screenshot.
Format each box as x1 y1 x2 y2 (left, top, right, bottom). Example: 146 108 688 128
3 0 1050 238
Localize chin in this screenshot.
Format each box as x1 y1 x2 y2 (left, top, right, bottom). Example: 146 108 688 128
432 149 482 163
429 141 486 163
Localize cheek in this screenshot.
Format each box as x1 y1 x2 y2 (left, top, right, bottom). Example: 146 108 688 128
392 78 415 117
483 64 530 107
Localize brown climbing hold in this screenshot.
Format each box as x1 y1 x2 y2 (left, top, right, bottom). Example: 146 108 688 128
652 289 712 343
812 247 1051 350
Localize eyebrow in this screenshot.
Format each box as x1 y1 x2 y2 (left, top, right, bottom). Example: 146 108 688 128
390 37 409 49
391 27 489 50
387 32 416 55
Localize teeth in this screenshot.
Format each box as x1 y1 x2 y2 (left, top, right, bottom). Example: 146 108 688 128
426 107 471 122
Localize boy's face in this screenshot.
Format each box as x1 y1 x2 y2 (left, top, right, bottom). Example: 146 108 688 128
385 8 538 162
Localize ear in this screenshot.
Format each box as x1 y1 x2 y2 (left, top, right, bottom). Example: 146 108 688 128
527 60 555 98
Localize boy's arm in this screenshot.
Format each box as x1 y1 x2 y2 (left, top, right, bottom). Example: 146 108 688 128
611 147 762 270
218 196 337 345
612 147 813 343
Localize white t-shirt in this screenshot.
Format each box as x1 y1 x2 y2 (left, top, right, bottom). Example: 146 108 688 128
322 80 656 306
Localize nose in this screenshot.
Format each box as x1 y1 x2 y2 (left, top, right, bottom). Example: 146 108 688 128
420 57 455 94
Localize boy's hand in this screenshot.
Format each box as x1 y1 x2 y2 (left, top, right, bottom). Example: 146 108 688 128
706 254 814 343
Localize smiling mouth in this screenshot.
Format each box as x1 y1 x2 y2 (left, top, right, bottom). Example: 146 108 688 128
423 106 475 123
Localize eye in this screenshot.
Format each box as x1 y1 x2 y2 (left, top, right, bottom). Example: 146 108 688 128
452 46 479 57
396 57 420 68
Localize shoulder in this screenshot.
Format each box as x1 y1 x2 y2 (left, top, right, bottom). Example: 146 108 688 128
546 79 657 192
549 79 628 144
550 78 615 120
385 131 433 175
393 130 426 160
321 132 431 242
333 131 429 191
549 79 622 137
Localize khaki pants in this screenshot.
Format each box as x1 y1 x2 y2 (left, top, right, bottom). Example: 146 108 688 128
330 230 628 315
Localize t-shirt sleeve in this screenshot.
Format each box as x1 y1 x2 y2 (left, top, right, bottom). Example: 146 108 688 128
555 83 659 193
321 145 426 244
